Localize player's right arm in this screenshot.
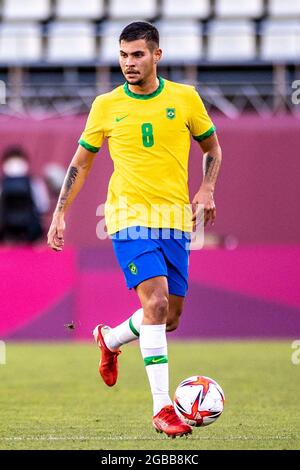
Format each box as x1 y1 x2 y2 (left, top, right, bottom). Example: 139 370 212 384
47 145 97 252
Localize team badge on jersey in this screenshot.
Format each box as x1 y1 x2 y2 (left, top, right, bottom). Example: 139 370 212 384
166 108 176 119
128 262 138 275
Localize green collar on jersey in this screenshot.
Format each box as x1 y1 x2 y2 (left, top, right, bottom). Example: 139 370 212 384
123 76 165 100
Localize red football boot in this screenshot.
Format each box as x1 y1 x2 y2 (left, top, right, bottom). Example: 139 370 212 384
153 405 192 438
93 324 121 387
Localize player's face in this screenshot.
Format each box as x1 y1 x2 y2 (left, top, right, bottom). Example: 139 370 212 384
119 39 161 85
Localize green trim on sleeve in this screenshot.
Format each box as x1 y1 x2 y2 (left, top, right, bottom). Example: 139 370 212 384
78 139 100 153
193 125 216 142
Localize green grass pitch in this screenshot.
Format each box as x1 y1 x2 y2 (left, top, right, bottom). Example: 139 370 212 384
0 341 299 450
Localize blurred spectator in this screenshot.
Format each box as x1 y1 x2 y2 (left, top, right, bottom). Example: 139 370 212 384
0 146 50 243
43 162 66 197
204 232 239 250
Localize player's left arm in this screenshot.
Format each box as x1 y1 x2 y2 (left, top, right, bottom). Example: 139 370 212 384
191 132 222 227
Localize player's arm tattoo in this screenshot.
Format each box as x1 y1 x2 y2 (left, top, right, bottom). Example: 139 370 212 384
203 154 221 188
57 166 79 212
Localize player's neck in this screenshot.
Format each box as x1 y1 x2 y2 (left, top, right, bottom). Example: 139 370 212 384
127 75 160 96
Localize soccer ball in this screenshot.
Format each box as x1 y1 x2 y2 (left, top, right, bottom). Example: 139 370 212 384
173 376 225 427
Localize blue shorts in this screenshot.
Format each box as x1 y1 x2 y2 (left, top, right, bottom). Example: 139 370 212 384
111 227 191 297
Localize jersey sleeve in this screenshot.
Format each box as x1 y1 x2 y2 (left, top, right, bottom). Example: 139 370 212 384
188 87 216 142
78 96 106 153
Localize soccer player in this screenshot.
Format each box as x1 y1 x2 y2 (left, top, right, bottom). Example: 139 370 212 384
47 22 222 438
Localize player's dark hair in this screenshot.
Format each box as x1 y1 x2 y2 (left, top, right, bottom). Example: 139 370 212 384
119 21 159 50
1 146 29 163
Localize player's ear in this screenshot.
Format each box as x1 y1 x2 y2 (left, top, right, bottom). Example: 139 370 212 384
154 48 162 64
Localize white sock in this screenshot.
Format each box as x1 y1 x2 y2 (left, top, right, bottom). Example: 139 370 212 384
139 324 172 415
104 308 143 351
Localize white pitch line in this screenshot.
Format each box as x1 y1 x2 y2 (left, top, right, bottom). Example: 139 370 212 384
2 435 296 442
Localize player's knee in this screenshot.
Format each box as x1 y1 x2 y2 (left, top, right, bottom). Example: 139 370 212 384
144 294 169 323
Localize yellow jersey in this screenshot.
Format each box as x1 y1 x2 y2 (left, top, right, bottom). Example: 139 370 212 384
79 77 215 235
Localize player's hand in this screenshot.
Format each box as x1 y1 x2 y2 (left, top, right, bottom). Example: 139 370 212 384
191 187 216 228
47 214 66 252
